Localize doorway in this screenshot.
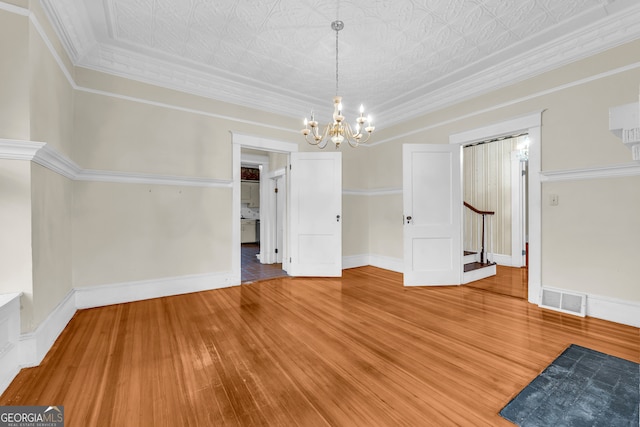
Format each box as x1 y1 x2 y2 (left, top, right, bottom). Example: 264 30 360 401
240 148 288 283
462 135 529 298
231 133 298 285
449 111 542 304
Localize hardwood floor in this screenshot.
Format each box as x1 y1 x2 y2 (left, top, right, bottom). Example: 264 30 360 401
466 265 528 299
2 266 638 426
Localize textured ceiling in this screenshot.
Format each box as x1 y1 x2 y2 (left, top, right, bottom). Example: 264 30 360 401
42 0 640 128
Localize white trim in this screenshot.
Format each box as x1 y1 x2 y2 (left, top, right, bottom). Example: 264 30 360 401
75 271 236 309
0 293 22 395
586 293 640 328
231 132 298 282
0 1 28 16
19 289 76 368
343 187 403 196
32 144 81 179
541 162 640 182
0 139 233 188
0 139 46 161
449 111 543 146
491 253 518 267
369 254 404 273
537 285 640 327
511 152 526 268
4 0 640 143
372 60 640 147
342 255 370 270
78 169 232 188
448 111 543 305
31 0 640 128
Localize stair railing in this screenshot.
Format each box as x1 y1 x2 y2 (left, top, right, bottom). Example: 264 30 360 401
463 202 495 264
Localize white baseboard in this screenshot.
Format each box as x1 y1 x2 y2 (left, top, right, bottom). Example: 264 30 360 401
343 254 404 272
342 254 370 269
586 293 640 328
538 285 640 328
75 271 236 309
369 254 404 273
20 289 77 368
0 293 22 395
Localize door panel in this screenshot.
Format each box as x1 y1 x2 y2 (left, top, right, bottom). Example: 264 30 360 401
403 144 462 286
289 152 342 277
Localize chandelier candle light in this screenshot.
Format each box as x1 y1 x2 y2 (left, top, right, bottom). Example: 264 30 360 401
301 19 374 148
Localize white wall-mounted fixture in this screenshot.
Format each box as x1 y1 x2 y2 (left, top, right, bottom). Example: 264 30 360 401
609 88 640 161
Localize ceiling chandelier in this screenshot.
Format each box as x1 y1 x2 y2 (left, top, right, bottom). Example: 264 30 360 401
301 16 374 149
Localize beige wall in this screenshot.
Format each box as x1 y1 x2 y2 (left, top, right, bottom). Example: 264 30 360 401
342 195 370 258
365 41 640 302
73 91 234 177
29 23 74 156
0 10 29 139
72 182 232 287
0 160 33 325
542 177 640 300
31 165 72 330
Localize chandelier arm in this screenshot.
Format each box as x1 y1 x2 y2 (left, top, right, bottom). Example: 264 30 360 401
319 125 331 149
304 134 321 146
343 123 360 148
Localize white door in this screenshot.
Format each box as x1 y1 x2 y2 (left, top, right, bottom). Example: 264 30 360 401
288 152 342 277
403 144 462 286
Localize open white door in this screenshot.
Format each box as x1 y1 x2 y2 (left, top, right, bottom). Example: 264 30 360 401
403 144 462 286
288 152 342 277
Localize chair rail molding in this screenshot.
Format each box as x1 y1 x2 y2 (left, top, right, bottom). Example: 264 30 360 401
0 139 232 188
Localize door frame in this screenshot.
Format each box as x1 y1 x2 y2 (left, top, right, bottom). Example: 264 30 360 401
511 150 527 268
449 111 543 304
231 132 298 284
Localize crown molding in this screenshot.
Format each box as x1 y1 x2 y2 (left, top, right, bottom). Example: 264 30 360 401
381 4 640 127
0 139 232 188
32 1 640 129
0 1 27 16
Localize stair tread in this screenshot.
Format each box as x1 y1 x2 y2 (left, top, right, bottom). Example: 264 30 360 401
464 262 495 273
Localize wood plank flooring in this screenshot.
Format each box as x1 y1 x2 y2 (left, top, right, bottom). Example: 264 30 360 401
2 266 638 426
466 265 528 299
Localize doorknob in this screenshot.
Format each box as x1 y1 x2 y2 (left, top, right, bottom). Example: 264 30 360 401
406 215 412 224
336 214 341 222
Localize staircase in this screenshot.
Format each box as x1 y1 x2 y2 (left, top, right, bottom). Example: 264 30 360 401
463 251 496 284
463 202 497 284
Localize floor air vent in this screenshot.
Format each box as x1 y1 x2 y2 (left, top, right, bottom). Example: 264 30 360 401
539 287 586 317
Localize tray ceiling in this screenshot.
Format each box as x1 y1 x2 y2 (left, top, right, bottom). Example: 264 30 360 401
41 0 640 128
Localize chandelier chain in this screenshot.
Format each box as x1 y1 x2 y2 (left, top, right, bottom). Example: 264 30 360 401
335 28 339 96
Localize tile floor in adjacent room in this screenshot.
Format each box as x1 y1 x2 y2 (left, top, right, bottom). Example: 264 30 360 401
241 243 288 283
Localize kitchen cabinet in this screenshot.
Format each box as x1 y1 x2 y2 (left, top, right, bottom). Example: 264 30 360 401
241 181 260 207
241 219 257 243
